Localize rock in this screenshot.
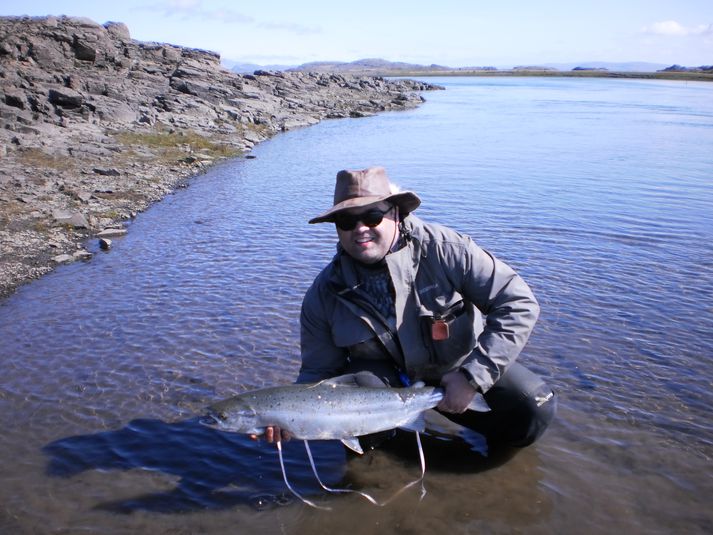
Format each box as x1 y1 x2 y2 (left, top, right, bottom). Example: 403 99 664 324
52 254 73 263
0 15 439 300
92 167 121 176
52 210 89 229
104 21 130 40
73 250 92 260
48 88 85 109
97 228 127 238
72 37 97 62
99 237 112 250
68 213 90 229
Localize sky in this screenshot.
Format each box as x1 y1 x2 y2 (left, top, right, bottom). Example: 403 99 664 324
3 1 712 67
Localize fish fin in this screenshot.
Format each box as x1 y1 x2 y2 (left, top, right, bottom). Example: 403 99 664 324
410 380 426 388
319 374 359 387
467 393 491 412
321 372 387 389
352 371 388 388
399 412 427 433
341 437 364 454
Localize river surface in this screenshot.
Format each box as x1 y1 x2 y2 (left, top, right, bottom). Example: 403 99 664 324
1 77 712 534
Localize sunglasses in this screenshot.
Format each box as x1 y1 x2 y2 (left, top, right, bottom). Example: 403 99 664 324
334 206 394 231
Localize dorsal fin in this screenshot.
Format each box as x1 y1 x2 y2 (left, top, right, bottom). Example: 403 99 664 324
320 372 388 388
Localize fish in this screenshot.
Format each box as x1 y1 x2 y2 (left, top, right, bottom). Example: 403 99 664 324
202 372 490 509
202 372 489 454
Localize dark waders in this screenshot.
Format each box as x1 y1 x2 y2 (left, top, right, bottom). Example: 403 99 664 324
346 359 557 449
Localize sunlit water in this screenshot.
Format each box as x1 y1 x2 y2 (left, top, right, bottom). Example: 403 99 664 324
1 77 712 534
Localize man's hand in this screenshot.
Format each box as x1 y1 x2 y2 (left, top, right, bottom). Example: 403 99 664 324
438 370 477 413
251 426 292 443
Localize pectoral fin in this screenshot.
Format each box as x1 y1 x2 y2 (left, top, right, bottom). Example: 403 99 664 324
468 393 490 412
398 412 427 433
341 437 364 454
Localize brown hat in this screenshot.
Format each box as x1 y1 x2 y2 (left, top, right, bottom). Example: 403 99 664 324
309 167 421 224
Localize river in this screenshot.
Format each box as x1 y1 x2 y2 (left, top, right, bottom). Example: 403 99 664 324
0 76 711 534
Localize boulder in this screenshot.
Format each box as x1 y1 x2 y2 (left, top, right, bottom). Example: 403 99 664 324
103 21 130 40
48 87 84 108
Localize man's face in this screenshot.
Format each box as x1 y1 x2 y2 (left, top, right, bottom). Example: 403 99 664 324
335 202 398 264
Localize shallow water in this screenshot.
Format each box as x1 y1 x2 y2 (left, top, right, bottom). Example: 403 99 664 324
1 77 712 534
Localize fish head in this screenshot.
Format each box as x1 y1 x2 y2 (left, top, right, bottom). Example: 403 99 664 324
201 396 260 435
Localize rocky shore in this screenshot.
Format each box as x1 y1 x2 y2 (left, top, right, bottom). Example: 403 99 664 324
0 16 441 299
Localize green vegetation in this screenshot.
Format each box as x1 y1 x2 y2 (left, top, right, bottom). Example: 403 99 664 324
113 128 243 163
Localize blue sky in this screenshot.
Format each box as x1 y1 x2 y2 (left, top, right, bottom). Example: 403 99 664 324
3 1 712 67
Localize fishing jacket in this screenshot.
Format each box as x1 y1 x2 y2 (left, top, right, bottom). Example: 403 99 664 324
297 215 539 393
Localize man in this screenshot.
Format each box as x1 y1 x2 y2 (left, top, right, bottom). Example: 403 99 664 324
269 166 556 448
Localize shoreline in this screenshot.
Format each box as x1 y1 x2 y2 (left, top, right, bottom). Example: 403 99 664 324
369 69 713 83
0 16 441 300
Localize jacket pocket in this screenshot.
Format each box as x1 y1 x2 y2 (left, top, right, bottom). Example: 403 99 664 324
420 300 478 366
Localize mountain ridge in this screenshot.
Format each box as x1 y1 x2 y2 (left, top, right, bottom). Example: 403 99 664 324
225 57 700 74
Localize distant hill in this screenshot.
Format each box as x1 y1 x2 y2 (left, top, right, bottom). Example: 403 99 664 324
659 64 713 73
287 58 456 73
221 59 293 73
542 61 669 72
223 57 705 76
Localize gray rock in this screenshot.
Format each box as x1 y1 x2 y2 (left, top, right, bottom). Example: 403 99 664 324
103 21 130 40
52 210 90 228
52 254 73 263
92 167 121 176
73 250 93 260
68 213 90 229
48 87 85 109
0 15 439 300
97 228 127 238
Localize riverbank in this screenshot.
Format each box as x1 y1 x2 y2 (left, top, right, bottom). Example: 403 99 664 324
387 69 713 82
0 16 441 299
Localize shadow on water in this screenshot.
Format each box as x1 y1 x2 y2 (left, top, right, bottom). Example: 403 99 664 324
43 418 344 513
43 418 521 514
374 428 520 474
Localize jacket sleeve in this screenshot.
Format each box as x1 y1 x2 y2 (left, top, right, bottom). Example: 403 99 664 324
447 237 540 392
297 281 348 384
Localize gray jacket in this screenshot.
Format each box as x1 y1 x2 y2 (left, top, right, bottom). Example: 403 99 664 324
298 215 539 392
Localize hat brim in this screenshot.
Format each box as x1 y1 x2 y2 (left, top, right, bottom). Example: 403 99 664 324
308 191 421 224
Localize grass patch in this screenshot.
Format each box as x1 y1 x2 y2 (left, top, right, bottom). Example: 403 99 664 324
96 209 122 219
15 148 77 171
113 128 243 162
32 220 50 233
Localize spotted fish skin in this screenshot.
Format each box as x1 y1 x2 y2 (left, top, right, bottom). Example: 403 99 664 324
203 374 443 445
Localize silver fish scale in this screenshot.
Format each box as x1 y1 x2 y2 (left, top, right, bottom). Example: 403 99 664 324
234 383 443 439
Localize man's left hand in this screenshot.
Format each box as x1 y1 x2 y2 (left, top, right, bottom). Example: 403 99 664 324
438 370 477 413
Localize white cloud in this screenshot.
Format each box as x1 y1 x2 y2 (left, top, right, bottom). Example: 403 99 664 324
146 1 320 35
642 20 712 37
257 21 321 35
164 0 202 8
